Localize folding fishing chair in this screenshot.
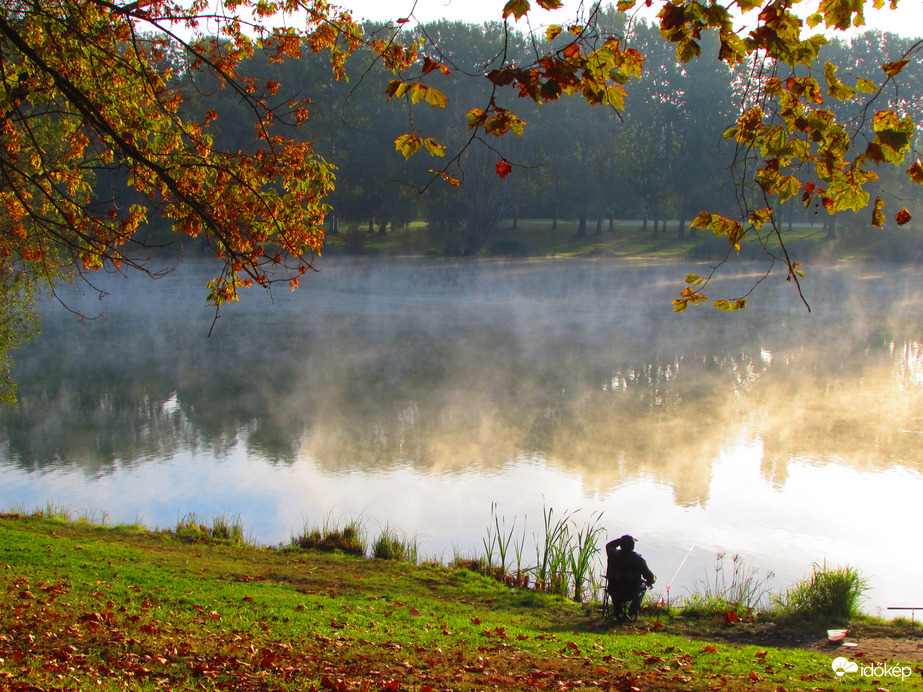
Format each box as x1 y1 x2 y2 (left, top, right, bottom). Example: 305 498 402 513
602 576 649 622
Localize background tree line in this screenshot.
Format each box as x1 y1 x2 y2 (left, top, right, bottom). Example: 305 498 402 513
170 15 923 258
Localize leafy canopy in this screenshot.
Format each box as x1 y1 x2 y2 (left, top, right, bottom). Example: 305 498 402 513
382 1 920 309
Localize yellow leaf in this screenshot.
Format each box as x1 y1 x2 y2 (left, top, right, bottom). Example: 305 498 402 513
714 298 747 311
502 0 530 20
604 85 625 110
466 108 488 131
424 87 448 108
395 133 423 159
856 77 877 94
409 83 427 104
423 137 446 157
871 196 885 228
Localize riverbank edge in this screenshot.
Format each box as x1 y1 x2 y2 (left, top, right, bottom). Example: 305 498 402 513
2 513 921 691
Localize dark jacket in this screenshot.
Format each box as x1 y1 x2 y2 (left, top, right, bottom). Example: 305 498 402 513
605 541 655 592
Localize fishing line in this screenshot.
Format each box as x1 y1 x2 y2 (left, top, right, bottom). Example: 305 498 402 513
657 543 695 607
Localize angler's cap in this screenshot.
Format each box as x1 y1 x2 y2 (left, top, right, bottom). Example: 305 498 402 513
618 534 635 550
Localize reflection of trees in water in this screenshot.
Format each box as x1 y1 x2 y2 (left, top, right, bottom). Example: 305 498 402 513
2 261 921 494
756 341 923 477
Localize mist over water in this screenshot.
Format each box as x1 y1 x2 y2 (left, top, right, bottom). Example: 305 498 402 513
1 257 921 613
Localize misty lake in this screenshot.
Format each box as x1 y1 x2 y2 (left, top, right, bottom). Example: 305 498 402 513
1 256 921 614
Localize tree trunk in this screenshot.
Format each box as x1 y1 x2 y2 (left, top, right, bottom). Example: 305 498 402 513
367 214 374 234
824 217 836 240
594 216 603 235
677 217 685 239
377 219 387 236
575 212 587 238
608 213 615 234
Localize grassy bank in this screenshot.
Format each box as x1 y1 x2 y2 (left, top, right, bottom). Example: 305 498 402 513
2 513 920 691
322 217 923 265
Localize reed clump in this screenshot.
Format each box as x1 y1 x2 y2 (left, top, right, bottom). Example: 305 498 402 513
290 513 366 556
174 512 247 545
777 562 868 624
371 524 420 563
475 502 605 603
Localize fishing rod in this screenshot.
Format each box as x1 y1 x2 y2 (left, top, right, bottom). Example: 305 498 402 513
657 543 696 607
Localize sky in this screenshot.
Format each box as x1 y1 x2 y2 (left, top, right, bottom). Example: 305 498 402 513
333 0 923 40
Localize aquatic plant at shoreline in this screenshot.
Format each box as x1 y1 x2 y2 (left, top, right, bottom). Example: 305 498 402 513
291 511 367 556
372 524 420 563
174 511 248 545
567 513 606 603
680 553 776 619
777 562 868 625
479 503 605 603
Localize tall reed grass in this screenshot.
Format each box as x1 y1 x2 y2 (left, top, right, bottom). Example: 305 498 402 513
478 503 605 603
778 562 868 624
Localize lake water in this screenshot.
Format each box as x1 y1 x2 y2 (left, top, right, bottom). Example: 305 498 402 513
1 257 921 615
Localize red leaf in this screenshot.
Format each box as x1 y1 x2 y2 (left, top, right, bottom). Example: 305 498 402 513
896 208 912 226
495 161 513 178
321 676 349 691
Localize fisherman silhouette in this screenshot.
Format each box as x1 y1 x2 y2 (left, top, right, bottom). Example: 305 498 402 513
605 534 655 621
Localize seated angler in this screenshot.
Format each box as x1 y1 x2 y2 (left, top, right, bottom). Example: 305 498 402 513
605 534 655 621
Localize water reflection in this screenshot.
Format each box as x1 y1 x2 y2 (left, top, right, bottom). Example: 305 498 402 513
0 258 921 611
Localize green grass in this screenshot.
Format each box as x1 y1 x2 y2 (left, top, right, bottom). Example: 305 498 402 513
1 512 918 691
320 215 920 265
679 553 777 619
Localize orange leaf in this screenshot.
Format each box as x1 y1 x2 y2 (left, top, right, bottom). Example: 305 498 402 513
906 160 923 185
882 59 909 77
495 160 513 178
562 43 581 60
